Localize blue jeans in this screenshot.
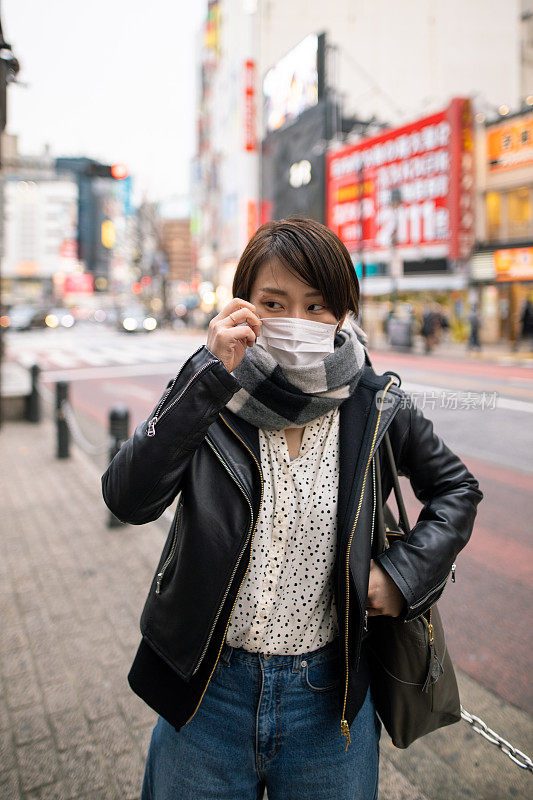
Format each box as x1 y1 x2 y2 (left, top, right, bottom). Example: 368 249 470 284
141 635 381 799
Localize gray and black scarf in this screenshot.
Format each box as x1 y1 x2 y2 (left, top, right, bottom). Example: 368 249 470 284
226 317 368 430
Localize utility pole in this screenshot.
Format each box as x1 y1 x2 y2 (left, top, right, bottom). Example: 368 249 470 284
0 7 20 429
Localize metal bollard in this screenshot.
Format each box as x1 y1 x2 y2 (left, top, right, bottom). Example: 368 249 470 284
108 406 130 528
55 381 70 459
27 364 41 423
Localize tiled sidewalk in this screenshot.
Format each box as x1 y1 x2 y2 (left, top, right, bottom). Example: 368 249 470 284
1 417 531 799
0 418 160 799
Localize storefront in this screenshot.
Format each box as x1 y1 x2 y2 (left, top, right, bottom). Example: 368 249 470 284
471 247 533 343
474 109 533 344
355 271 469 343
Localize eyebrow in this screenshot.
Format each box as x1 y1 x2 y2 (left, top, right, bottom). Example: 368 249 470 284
258 287 323 297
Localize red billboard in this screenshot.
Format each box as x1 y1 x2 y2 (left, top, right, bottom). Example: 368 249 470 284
64 273 94 294
326 98 474 260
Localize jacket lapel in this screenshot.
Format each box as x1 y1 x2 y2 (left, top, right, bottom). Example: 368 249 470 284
212 370 401 557
208 409 261 512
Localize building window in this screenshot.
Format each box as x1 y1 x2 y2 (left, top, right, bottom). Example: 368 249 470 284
486 191 501 240
507 187 532 240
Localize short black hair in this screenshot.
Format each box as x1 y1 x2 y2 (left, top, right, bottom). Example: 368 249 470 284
232 215 360 320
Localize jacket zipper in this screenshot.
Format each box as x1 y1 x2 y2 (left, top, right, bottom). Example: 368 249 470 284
340 377 395 751
183 413 264 726
146 350 217 437
408 568 452 612
189 436 255 676
155 501 183 594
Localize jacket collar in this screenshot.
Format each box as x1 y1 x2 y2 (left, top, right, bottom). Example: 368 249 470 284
215 364 402 535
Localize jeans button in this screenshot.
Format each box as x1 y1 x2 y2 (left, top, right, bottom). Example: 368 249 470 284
301 660 307 667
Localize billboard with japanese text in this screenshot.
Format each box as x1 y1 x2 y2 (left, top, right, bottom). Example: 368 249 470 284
326 99 474 260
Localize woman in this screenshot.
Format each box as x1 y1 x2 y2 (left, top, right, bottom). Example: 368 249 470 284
101 216 483 799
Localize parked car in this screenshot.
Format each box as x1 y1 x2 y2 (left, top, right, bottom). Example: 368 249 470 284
117 305 158 333
4 304 49 331
44 308 76 328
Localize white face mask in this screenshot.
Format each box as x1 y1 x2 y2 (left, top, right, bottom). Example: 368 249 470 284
255 316 340 367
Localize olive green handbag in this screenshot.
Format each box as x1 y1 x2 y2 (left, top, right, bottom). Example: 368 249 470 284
365 430 461 749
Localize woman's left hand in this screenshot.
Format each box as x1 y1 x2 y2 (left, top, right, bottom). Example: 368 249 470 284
366 559 405 618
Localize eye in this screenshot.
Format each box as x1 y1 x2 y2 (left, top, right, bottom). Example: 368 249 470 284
309 304 326 311
264 301 283 309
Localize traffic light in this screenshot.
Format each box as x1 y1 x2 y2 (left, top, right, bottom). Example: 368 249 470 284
86 161 129 179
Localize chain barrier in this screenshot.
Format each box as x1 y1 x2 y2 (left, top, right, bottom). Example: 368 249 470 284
461 706 533 772
36 383 113 455
36 381 55 407
60 399 112 456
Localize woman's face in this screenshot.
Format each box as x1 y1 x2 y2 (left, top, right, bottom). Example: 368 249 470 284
248 258 346 330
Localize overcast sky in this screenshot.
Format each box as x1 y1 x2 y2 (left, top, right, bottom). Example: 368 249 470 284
3 0 207 206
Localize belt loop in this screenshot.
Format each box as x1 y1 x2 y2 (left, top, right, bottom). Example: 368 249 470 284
292 653 302 672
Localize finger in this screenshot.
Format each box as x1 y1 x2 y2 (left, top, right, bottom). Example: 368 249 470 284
366 608 381 617
211 298 258 327
226 297 258 315
220 307 262 337
226 325 257 348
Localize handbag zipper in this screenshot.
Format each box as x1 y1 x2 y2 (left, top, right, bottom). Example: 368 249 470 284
183 414 264 726
424 608 434 644
146 349 217 437
340 377 395 751
155 501 183 594
189 436 255 676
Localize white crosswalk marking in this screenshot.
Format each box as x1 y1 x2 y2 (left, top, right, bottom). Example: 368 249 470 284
41 351 81 369
86 346 139 365
70 348 111 366
6 327 207 374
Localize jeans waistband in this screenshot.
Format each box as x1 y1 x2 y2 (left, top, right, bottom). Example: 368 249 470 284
219 634 340 671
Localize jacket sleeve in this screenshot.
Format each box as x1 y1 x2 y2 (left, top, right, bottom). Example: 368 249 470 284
101 345 241 525
374 395 484 622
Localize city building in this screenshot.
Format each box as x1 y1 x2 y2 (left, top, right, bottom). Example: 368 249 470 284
55 157 132 295
326 98 475 338
191 0 259 295
471 107 533 343
0 135 80 306
159 218 193 284
191 0 530 338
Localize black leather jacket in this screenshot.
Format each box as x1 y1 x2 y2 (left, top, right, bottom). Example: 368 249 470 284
101 344 483 741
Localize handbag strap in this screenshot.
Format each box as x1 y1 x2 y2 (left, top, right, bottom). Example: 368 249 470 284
373 444 387 553
382 430 411 537
364 357 411 546
372 428 411 557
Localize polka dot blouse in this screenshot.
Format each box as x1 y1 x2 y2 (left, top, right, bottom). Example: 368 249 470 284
225 407 340 655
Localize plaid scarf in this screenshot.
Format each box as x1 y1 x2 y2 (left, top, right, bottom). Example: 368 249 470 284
225 317 367 430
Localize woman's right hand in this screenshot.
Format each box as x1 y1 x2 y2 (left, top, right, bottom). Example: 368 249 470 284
206 298 262 373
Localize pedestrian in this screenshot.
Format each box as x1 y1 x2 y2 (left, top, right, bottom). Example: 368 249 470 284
517 296 533 351
101 216 483 800
467 304 482 351
420 304 438 353
383 304 396 344
438 306 450 341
